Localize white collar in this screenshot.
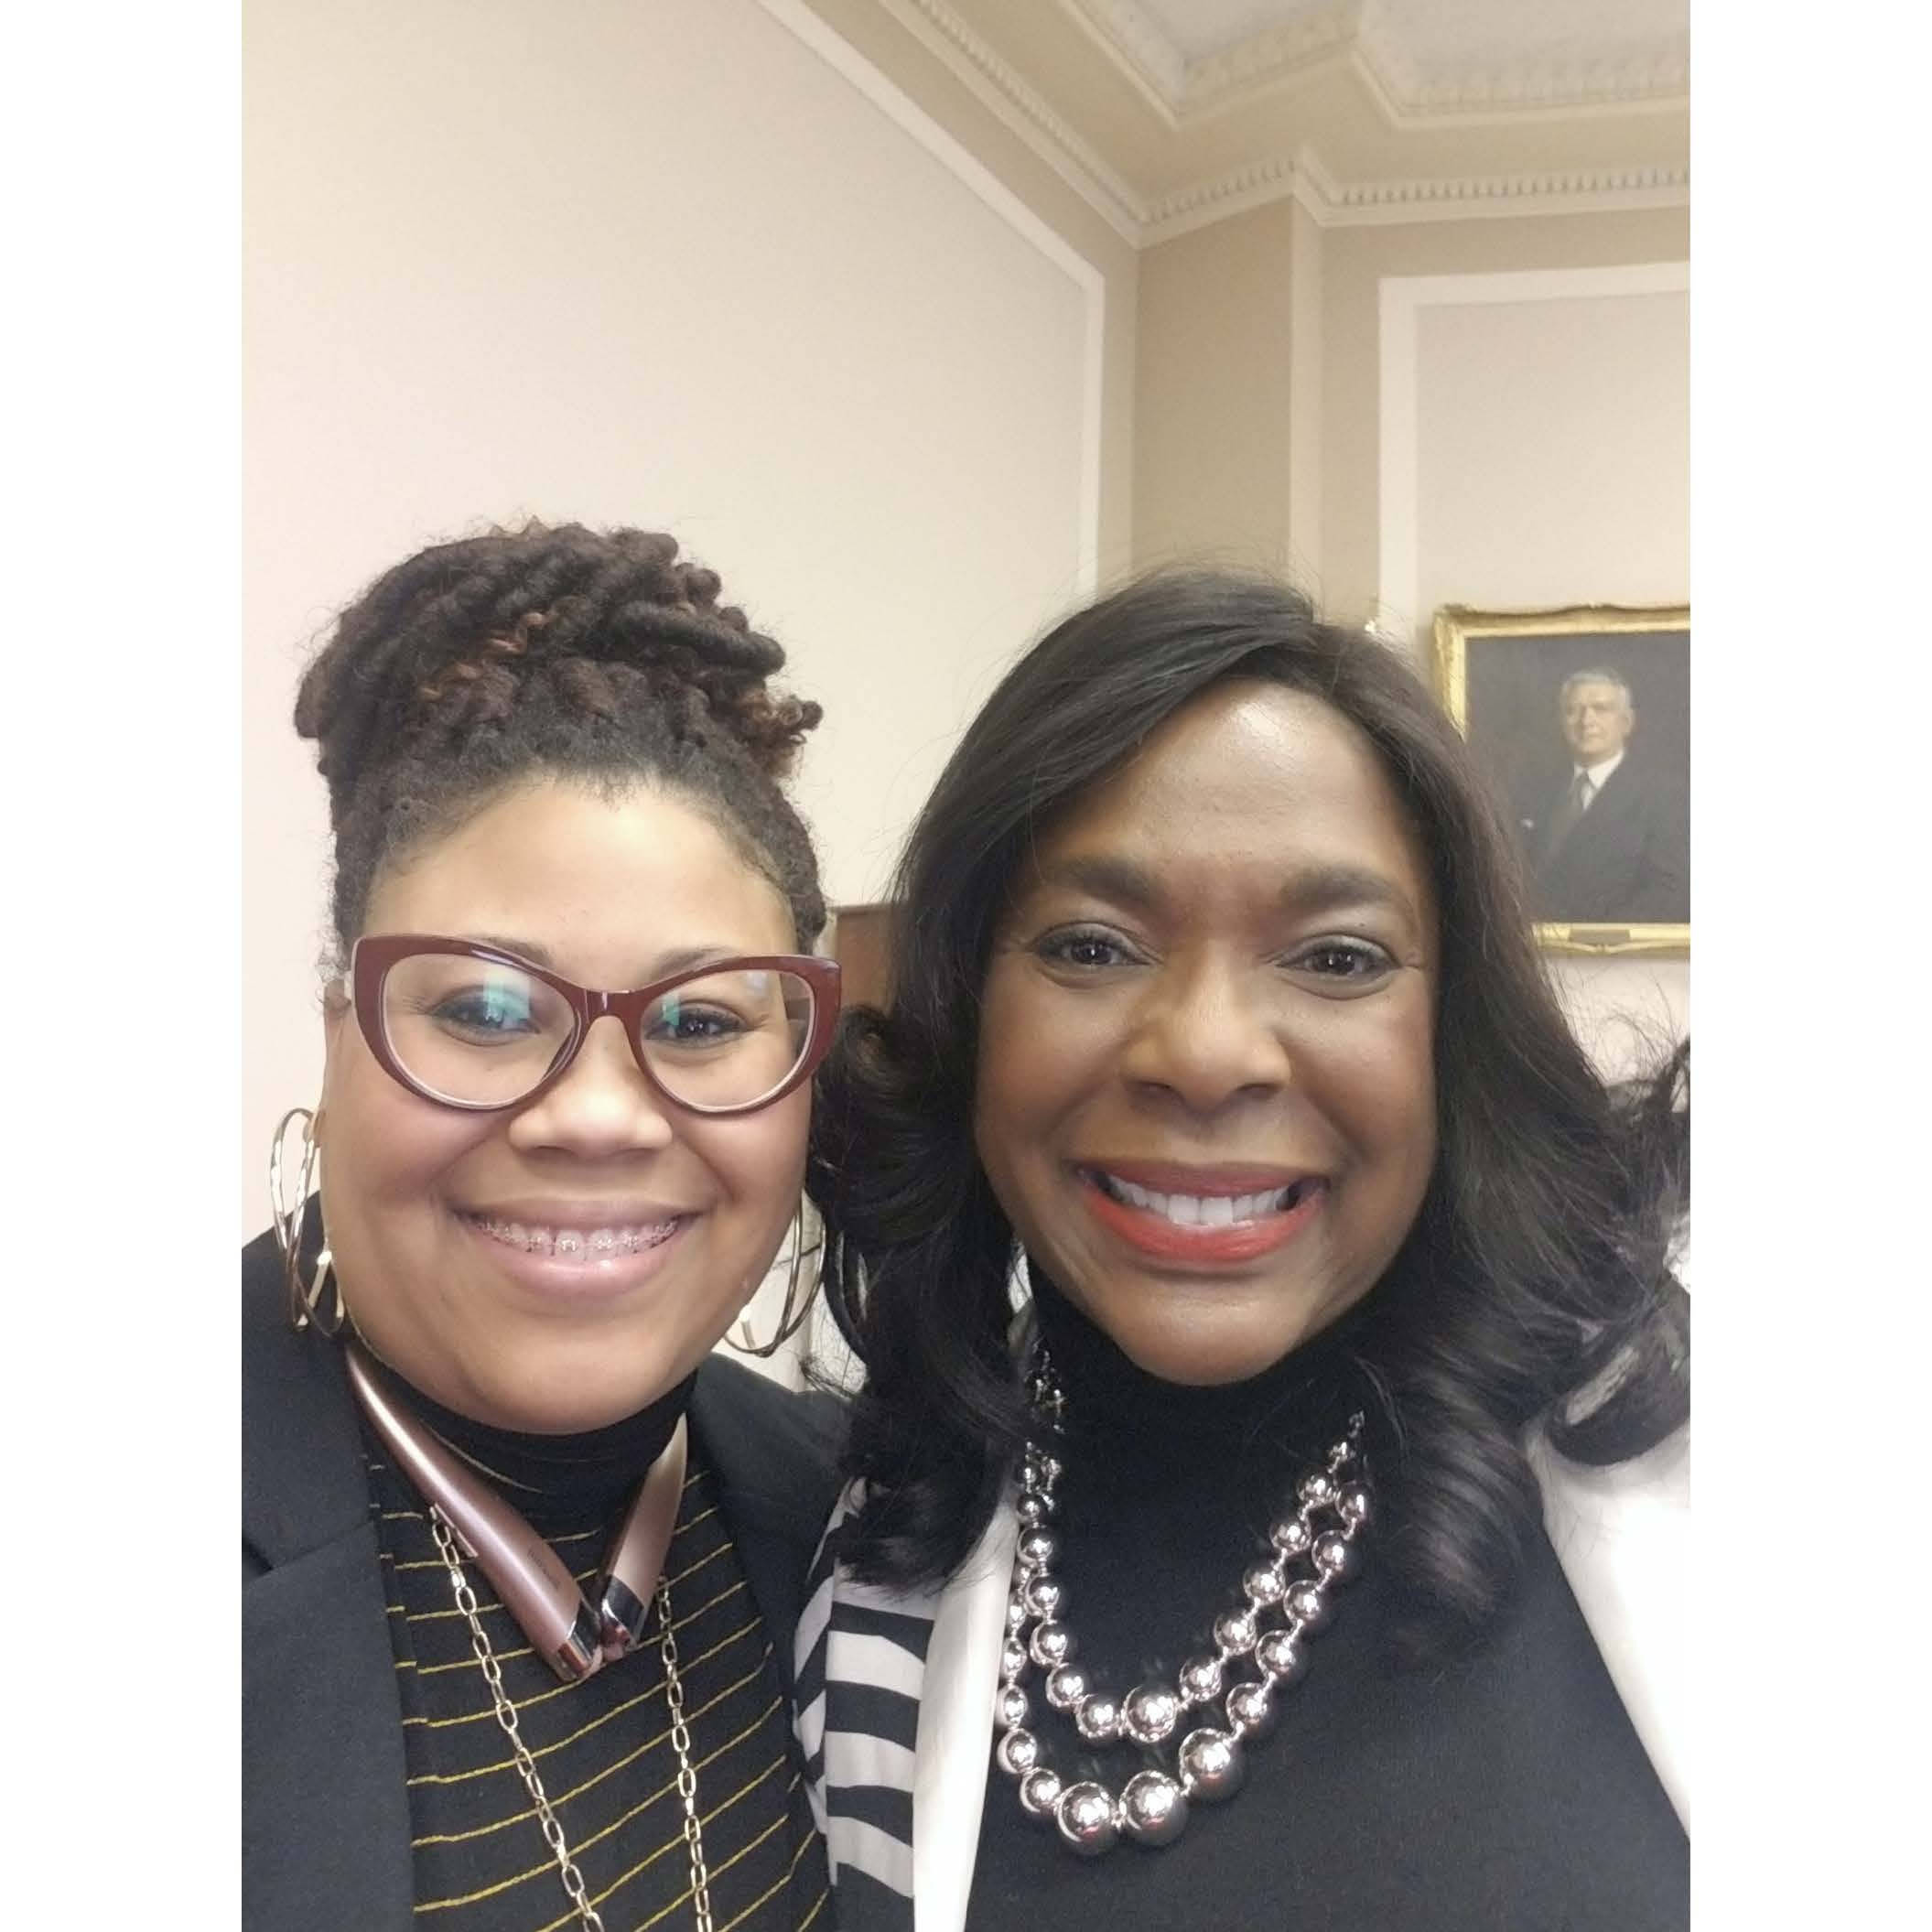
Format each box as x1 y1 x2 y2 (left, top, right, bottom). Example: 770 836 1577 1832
1576 748 1626 789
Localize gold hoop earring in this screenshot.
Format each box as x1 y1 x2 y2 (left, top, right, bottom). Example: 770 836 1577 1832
729 1197 823 1359
269 1106 345 1337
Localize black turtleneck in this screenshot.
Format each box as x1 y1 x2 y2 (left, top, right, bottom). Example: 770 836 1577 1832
966 1274 1686 1931
361 1356 828 1930
367 1347 698 1530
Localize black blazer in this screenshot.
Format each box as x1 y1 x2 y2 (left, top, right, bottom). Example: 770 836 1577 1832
241 1228 843 1932
1524 761 1689 924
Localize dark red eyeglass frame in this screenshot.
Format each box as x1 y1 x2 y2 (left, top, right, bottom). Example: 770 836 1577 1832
350 934 843 1117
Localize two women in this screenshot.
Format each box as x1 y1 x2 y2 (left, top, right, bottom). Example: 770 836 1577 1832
243 524 841 1931
247 537 1688 1932
801 572 1689 1929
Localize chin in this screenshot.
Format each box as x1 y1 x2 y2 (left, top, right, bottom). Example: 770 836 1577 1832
472 1340 700 1436
1124 1336 1298 1388
1089 1278 1359 1389
1093 1304 1307 1388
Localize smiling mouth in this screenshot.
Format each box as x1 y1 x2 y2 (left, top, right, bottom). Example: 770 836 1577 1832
461 1213 684 1259
1084 1170 1322 1227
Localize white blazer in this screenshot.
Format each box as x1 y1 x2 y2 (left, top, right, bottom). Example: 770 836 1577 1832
802 1252 1692 1931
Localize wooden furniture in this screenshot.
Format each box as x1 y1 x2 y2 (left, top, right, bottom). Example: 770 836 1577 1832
827 903 897 1012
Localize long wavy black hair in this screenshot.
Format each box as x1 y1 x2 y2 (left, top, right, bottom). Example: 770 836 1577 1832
810 568 1687 1660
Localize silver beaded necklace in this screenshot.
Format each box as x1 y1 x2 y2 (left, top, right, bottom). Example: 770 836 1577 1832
992 1352 1371 1856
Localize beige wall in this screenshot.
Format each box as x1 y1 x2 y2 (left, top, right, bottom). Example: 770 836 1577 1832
1321 207 1690 622
1131 197 1324 578
243 0 1129 1229
1411 286 1689 624
1129 200 1689 618
794 0 1139 572
1399 267 1689 1071
1134 201 1292 570
1128 200 1689 1072
246 0 1689 1237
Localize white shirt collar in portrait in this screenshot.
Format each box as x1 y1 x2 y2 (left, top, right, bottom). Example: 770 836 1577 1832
1574 748 1626 798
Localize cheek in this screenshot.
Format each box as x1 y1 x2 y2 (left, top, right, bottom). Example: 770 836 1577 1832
691 1091 811 1220
320 1051 491 1231
976 973 1106 1143
1336 1014 1437 1197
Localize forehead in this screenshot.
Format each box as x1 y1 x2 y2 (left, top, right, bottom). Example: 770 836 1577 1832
1564 680 1628 707
363 778 793 962
1018 681 1431 912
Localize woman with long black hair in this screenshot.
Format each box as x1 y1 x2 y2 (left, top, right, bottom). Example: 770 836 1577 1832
799 568 1688 1930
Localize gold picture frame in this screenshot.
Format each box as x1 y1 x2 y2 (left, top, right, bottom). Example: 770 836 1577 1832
1432 604 1689 957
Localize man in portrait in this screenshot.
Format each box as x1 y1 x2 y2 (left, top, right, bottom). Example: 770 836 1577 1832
1518 667 1688 923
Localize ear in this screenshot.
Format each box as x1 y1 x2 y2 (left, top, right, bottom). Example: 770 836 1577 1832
318 977 351 1110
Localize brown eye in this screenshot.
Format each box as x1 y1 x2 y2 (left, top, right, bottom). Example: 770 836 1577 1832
1034 928 1136 971
1290 940 1396 985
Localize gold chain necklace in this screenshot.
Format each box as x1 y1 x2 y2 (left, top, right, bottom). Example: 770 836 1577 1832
348 1337 714 1930
428 1509 715 1932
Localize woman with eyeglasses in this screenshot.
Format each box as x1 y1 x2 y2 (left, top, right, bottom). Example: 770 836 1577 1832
243 523 841 1932
800 570 1688 1930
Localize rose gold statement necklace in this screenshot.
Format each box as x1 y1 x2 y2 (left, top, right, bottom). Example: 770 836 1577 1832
346 1340 717 1931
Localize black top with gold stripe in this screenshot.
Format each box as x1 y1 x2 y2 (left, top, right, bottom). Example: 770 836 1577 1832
365 1374 829 1932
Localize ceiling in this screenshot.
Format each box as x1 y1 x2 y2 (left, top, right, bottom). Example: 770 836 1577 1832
1127 0 1687 93
874 0 1689 244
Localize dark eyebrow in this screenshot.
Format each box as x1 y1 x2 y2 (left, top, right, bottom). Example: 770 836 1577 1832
1023 858 1420 931
470 934 556 967
1277 864 1421 928
648 944 750 980
1029 855 1163 912
466 936 748 984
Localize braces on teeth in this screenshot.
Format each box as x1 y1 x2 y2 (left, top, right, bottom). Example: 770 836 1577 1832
475 1217 678 1256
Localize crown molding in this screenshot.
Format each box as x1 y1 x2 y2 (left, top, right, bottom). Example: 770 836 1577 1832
1312 160 1689 227
1351 6 1688 125
1132 146 1338 243
1059 0 1360 129
1060 0 1688 127
1144 155 1690 243
879 0 1147 242
1164 3 1367 120
876 1 1687 250
1056 0 1188 125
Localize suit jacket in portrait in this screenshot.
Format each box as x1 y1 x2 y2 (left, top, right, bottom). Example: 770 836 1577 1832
240 1227 843 1932
1521 759 1689 924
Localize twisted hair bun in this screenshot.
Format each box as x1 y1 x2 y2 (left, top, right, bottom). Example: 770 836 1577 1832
296 522 820 835
293 521 826 950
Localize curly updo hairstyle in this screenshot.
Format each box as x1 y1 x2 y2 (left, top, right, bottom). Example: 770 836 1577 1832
812 567 1688 1663
294 521 826 953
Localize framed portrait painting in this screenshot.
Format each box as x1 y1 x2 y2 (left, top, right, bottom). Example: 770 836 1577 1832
1432 604 1689 955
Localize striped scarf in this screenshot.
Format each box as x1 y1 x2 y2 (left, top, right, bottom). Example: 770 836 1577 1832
793 1487 935 1927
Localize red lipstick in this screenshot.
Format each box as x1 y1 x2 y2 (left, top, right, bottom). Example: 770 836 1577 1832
1077 1167 1327 1267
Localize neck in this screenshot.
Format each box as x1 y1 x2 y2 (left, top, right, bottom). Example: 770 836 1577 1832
362 1345 697 1527
1027 1266 1374 1467
1016 1268 1379 1695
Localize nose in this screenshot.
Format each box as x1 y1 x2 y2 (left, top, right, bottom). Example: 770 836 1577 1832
507 1014 676 1157
1117 957 1293 1115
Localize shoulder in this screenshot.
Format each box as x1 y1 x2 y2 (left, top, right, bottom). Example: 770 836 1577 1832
242 1225 368 1571
1531 1427 1690 1825
691 1358 849 1675
690 1355 846 1534
1600 760 1684 814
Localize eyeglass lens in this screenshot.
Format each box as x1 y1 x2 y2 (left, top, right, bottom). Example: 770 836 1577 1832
378 955 818 1111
